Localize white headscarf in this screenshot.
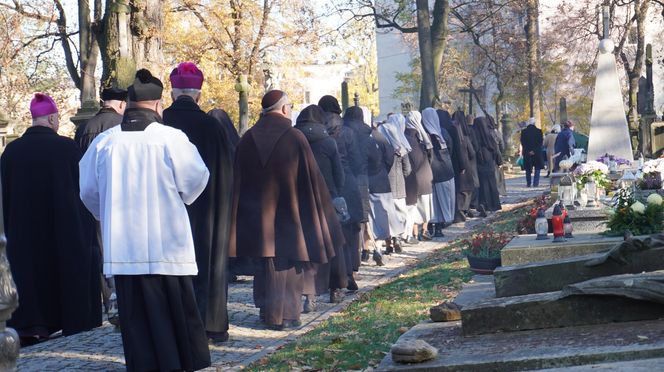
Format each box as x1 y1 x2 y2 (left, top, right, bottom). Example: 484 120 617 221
406 111 433 150
361 106 372 127
380 113 412 156
421 107 444 143
551 124 561 133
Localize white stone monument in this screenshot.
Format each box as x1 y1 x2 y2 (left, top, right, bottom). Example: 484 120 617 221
587 37 634 162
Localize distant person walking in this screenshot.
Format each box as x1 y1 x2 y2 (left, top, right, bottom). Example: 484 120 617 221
520 118 544 187
554 120 576 172
543 124 561 176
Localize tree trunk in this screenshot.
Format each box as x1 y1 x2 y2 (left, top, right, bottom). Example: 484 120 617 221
78 1 99 104
99 0 164 89
416 0 438 110
525 0 541 127
628 0 649 155
431 0 449 85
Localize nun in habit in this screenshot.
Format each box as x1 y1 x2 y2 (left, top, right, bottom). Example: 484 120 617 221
404 111 434 241
422 108 455 236
472 117 503 212
378 114 412 253
452 111 479 218
367 119 397 259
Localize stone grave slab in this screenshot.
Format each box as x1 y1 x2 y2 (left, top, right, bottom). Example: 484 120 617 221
501 233 622 266
495 246 664 297
378 319 664 371
451 275 494 308
460 290 664 336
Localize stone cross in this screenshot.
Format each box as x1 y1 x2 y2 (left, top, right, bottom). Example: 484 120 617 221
458 80 481 116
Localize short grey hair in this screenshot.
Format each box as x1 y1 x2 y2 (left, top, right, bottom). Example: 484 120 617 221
172 88 201 97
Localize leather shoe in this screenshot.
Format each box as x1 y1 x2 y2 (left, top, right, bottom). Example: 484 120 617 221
207 331 229 344
303 296 316 313
373 250 384 266
347 277 358 291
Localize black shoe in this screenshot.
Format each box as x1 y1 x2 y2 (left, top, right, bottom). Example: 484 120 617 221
433 224 445 237
478 205 488 218
361 250 370 262
373 250 384 266
347 276 359 291
392 238 402 253
283 319 302 329
330 289 344 303
405 236 419 245
267 323 284 331
303 296 316 313
207 331 229 344
420 230 433 241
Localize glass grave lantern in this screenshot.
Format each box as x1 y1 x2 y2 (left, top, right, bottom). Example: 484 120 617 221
559 174 575 210
535 208 549 240
551 204 566 242
585 180 598 208
563 214 574 238
619 171 637 191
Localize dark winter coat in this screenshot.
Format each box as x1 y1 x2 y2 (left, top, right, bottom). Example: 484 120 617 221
465 122 481 188
368 128 394 194
163 96 234 334
2 126 101 336
438 110 473 192
323 112 364 223
429 130 455 184
521 124 545 169
404 128 433 205
295 115 344 198
343 106 373 219
75 107 122 152
554 127 576 164
208 109 240 155
229 112 339 265
388 153 411 199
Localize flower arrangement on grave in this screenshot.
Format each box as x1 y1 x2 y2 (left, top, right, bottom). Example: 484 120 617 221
604 187 664 236
596 153 631 167
517 194 553 234
572 161 610 191
638 158 664 190
461 230 513 259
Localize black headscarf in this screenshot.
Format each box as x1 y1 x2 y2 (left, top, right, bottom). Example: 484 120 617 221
473 117 498 153
297 104 326 126
208 108 240 148
452 110 469 138
318 95 342 114
344 106 365 125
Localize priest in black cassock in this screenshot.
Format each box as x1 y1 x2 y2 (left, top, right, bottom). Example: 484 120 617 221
163 62 234 343
2 93 101 345
74 86 127 316
75 87 127 152
80 69 211 371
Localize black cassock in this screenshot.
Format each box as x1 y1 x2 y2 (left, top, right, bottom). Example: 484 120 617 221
163 96 234 336
1 126 101 338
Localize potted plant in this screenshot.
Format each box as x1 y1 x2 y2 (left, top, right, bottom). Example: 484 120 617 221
635 158 664 199
461 230 513 274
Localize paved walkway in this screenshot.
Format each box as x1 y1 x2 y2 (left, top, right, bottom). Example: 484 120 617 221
17 175 545 371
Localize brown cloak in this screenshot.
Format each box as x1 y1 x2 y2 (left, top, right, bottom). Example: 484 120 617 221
229 113 338 264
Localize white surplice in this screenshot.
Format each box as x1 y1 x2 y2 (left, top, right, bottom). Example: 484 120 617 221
79 123 209 276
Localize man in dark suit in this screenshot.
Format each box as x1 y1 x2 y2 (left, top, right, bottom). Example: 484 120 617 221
520 118 544 187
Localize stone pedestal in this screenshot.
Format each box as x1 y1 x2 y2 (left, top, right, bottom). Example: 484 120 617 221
70 100 99 128
501 232 620 266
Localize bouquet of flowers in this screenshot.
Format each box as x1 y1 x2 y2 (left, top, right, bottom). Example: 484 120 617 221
461 230 513 259
572 161 610 191
642 158 664 174
596 154 631 167
517 194 553 234
638 172 662 190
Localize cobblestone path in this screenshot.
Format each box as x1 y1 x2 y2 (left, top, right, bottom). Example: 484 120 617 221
17 176 543 371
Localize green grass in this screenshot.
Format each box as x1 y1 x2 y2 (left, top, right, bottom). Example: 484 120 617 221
247 203 533 371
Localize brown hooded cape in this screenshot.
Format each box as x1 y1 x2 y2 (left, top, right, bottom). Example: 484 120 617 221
229 113 338 264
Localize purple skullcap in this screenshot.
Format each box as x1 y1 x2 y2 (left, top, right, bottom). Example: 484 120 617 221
30 93 58 118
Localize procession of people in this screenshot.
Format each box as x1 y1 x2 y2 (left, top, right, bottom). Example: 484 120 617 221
0 63 504 371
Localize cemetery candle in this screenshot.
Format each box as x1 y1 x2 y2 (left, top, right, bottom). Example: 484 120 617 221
552 205 566 243
535 208 549 240
563 215 574 239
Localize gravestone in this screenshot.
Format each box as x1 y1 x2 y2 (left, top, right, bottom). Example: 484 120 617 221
587 37 634 162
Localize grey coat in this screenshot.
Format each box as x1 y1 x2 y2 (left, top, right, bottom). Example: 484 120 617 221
388 153 412 199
